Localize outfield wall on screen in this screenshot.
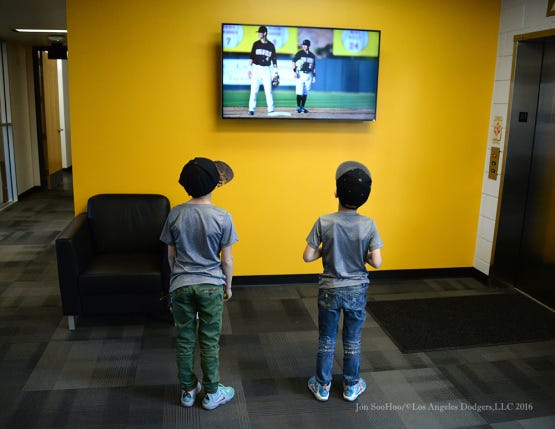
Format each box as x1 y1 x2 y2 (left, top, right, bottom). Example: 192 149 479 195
223 57 378 92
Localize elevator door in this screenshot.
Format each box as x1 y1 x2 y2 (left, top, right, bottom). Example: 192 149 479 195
517 40 555 306
491 37 555 307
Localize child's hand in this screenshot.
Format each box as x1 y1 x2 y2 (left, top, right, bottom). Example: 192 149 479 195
224 287 232 301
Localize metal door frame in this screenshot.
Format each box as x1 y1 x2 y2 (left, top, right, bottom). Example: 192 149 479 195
0 42 18 206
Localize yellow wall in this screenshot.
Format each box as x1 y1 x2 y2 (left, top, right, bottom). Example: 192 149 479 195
67 0 500 276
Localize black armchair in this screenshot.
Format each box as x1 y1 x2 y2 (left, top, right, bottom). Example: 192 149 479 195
55 194 171 329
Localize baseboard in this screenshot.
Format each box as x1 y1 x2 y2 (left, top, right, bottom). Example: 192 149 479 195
372 267 488 283
18 186 43 199
233 267 488 286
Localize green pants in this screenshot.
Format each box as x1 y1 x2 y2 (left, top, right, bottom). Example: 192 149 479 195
171 284 224 393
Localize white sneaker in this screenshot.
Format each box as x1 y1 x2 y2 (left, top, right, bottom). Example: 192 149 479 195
202 384 235 410
180 382 201 407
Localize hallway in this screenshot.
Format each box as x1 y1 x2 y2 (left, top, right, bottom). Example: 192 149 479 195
0 185 554 428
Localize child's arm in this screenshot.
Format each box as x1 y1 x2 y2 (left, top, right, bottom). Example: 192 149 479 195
366 248 382 268
168 244 176 270
303 244 322 262
221 245 234 301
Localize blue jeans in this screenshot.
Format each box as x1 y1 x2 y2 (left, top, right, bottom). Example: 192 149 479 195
316 284 368 387
171 284 224 393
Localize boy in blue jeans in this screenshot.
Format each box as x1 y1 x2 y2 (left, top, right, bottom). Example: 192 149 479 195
160 157 238 410
303 161 383 402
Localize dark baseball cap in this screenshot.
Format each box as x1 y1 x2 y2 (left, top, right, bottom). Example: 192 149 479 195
336 161 372 209
257 26 268 33
302 39 311 46
178 157 234 198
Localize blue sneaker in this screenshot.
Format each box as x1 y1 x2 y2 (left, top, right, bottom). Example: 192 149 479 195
180 381 201 407
308 376 330 401
343 378 366 401
202 384 235 410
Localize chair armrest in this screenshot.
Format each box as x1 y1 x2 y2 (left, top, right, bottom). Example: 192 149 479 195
55 213 94 315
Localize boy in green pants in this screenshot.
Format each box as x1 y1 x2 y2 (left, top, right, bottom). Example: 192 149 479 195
160 157 238 410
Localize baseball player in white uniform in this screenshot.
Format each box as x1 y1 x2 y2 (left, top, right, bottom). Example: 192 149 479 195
248 26 279 115
292 39 316 113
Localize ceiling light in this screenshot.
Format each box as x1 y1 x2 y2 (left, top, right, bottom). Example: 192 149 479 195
13 29 67 33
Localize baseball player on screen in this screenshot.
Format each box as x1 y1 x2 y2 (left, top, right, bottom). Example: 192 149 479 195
248 26 279 116
292 39 316 113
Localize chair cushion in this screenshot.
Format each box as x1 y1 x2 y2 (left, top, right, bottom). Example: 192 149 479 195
80 253 162 295
87 194 170 254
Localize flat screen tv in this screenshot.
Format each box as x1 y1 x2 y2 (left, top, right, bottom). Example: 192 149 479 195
221 23 381 121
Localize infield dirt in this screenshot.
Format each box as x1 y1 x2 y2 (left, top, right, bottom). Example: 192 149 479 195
222 107 374 121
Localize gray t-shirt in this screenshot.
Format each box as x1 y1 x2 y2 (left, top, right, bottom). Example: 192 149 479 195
306 212 383 288
160 203 238 292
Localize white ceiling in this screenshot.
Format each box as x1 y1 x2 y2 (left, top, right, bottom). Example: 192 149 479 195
0 0 66 46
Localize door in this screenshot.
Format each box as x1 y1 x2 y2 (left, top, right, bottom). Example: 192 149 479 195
517 40 555 306
41 53 63 189
491 37 555 307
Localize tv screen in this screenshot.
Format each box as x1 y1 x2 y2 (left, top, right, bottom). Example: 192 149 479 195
221 23 381 121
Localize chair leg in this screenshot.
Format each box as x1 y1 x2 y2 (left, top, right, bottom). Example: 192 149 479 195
68 315 76 331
